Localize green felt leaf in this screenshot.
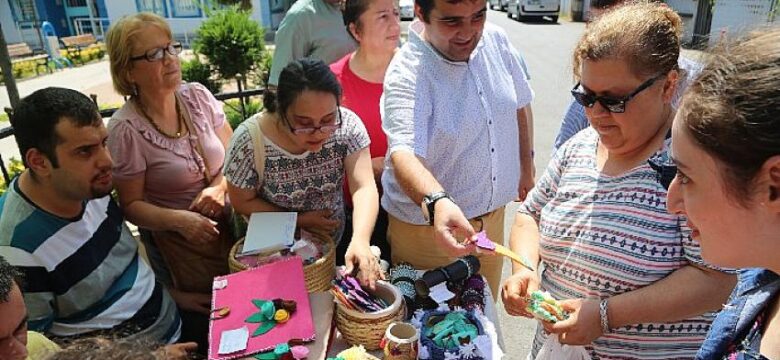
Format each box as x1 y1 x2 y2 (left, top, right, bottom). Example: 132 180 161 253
246 312 267 323
252 321 276 337
252 299 270 309
254 352 278 360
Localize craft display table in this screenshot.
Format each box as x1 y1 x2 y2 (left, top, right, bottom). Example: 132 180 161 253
325 277 505 359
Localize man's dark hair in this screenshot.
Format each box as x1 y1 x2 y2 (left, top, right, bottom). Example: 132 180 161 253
10 87 101 170
415 0 480 23
0 256 21 303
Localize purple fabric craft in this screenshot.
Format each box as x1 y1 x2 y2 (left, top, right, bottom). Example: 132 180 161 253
474 231 496 251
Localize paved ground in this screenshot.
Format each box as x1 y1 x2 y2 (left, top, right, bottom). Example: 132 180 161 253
0 12 590 359
492 12 586 360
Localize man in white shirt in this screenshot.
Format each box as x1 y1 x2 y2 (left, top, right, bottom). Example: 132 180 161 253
381 0 535 296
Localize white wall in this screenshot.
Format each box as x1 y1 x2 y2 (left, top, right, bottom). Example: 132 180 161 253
709 0 776 44
0 0 24 44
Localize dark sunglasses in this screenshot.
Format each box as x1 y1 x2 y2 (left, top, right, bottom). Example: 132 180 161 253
130 42 183 62
571 73 666 113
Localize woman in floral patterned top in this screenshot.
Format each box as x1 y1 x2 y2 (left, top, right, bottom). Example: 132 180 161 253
667 28 780 360
224 59 382 286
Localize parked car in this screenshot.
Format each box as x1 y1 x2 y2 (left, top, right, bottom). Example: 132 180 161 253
507 0 560 22
488 0 510 11
399 0 414 20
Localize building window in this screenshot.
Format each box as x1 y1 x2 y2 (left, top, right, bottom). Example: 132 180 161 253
9 0 37 22
136 0 168 16
170 0 203 17
66 0 88 6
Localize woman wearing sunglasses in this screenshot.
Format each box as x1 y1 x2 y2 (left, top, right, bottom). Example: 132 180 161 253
667 28 780 360
501 2 735 359
224 58 382 287
105 13 235 351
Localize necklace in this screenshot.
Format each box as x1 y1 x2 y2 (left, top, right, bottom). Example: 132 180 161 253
136 97 185 139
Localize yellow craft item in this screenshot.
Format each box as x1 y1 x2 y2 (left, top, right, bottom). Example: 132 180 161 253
493 243 535 272
274 309 290 323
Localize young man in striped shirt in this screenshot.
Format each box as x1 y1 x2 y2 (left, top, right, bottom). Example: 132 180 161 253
0 88 181 345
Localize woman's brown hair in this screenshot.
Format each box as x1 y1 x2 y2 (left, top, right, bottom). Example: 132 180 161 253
573 0 682 80
677 27 780 205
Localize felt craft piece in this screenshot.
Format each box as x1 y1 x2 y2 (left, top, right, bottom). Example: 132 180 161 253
473 231 535 271
245 299 297 337
209 257 315 360
331 275 388 313
525 290 569 323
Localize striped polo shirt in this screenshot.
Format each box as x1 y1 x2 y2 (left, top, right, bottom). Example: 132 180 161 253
0 178 180 342
521 128 720 359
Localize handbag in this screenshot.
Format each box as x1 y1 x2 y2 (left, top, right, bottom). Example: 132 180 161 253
146 91 237 293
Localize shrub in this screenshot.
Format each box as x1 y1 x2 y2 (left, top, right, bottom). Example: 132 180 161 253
224 98 263 130
194 6 266 81
0 158 25 196
181 56 223 94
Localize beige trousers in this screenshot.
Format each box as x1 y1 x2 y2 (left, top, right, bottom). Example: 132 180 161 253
387 207 506 300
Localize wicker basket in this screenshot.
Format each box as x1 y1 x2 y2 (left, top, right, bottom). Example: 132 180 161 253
335 281 405 350
228 232 335 293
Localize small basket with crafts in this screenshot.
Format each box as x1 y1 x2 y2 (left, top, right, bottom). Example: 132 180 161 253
228 212 336 293
418 309 486 360
332 268 405 350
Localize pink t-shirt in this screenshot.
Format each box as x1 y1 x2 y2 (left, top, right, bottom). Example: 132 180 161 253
107 83 227 210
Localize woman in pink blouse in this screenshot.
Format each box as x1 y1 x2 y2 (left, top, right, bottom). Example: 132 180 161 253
105 13 234 350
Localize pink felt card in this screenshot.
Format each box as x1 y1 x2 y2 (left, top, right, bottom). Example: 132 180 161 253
208 257 315 360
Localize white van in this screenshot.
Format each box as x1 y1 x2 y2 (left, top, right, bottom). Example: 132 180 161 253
507 0 560 22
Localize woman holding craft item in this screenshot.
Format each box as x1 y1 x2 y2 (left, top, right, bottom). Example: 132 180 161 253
330 0 401 262
105 12 234 351
666 28 780 360
223 58 382 287
500 2 735 359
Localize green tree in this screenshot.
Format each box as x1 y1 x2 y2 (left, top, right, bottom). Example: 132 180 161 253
194 6 265 83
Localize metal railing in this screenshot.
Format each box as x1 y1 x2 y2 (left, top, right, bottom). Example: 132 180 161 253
73 17 111 40
0 86 265 185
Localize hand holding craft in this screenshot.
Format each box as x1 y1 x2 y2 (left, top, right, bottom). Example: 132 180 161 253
344 241 384 289
501 269 540 318
543 297 602 346
432 198 477 257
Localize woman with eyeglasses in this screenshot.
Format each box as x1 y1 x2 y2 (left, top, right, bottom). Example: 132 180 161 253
105 13 235 351
501 2 735 359
223 58 382 287
667 28 780 360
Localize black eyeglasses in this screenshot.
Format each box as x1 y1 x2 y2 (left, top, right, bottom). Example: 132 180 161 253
130 42 183 62
282 107 343 135
571 73 666 113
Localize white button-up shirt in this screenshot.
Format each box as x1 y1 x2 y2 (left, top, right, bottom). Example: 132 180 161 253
381 21 534 225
